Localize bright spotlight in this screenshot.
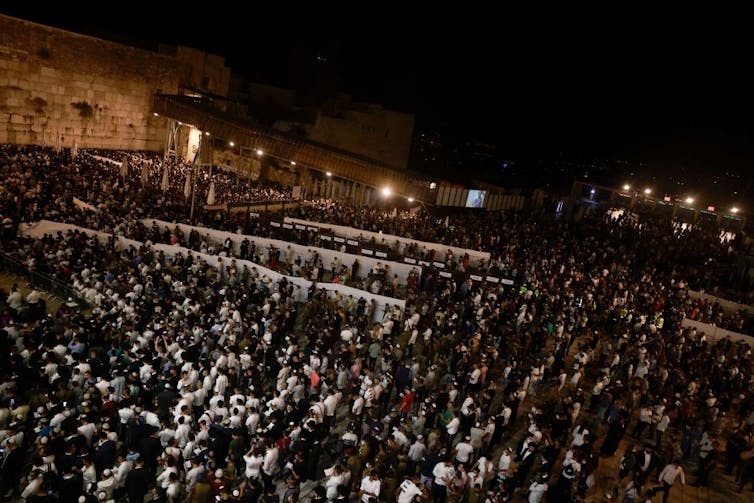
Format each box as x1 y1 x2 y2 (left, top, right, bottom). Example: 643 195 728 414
229 141 235 147
590 189 596 195
153 112 159 117
381 187 392 197
408 197 414 203
685 197 694 204
204 131 210 136
256 149 263 156
623 184 630 191
644 188 652 195
326 171 332 177
291 161 296 166
731 207 740 214
429 182 437 190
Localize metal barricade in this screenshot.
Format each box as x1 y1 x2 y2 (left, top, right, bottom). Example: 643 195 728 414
0 252 91 310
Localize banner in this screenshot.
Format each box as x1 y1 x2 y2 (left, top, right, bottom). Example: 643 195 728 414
207 181 216 205
120 155 129 179
161 165 170 192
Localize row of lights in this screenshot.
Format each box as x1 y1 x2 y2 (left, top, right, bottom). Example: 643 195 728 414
187 136 422 204
248 149 418 203
621 184 740 214
158 122 438 205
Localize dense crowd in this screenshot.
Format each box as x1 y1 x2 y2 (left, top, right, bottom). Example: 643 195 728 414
0 144 753 503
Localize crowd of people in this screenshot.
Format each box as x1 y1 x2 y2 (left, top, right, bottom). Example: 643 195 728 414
89 150 292 206
0 144 753 503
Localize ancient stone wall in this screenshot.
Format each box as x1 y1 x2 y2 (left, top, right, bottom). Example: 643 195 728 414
0 15 181 151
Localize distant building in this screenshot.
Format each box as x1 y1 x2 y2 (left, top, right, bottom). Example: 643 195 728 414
239 83 415 170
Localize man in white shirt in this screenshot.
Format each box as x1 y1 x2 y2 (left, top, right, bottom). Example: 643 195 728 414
656 459 684 503
633 406 653 439
655 412 670 448
408 436 426 466
261 444 279 492
431 459 455 503
398 474 424 503
359 471 382 503
498 446 513 477
453 436 474 466
445 415 460 451
528 474 549 503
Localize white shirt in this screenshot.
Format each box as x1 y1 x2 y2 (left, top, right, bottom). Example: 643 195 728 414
398 479 423 503
432 463 455 486
446 417 460 435
360 476 381 502
656 415 670 432
528 481 548 503
243 453 263 478
263 447 279 475
498 452 512 472
658 464 685 485
408 442 426 463
454 441 474 463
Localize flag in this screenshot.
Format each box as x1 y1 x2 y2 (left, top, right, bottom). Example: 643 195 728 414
120 155 129 179
184 173 191 199
161 164 170 192
141 164 149 187
207 181 216 205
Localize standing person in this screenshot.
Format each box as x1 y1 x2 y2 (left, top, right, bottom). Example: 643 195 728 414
358 470 382 503
0 437 24 498
126 458 150 503
655 410 670 449
634 447 655 486
431 459 455 503
655 459 685 503
527 473 549 503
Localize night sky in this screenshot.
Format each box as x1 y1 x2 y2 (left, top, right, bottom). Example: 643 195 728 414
2 5 753 199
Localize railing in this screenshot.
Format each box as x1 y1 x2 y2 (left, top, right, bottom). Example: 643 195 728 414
0 252 90 311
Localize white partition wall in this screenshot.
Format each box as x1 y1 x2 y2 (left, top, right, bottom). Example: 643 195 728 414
20 220 405 322
283 217 491 265
142 219 420 283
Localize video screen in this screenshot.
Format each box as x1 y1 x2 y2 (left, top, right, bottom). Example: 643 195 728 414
465 190 486 208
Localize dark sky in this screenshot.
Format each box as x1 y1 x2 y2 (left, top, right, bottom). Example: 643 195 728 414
3 4 754 195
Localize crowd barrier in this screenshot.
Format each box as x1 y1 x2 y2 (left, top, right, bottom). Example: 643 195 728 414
20 221 404 323
283 217 491 265
681 318 754 347
0 251 92 311
687 290 754 316
142 219 420 284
